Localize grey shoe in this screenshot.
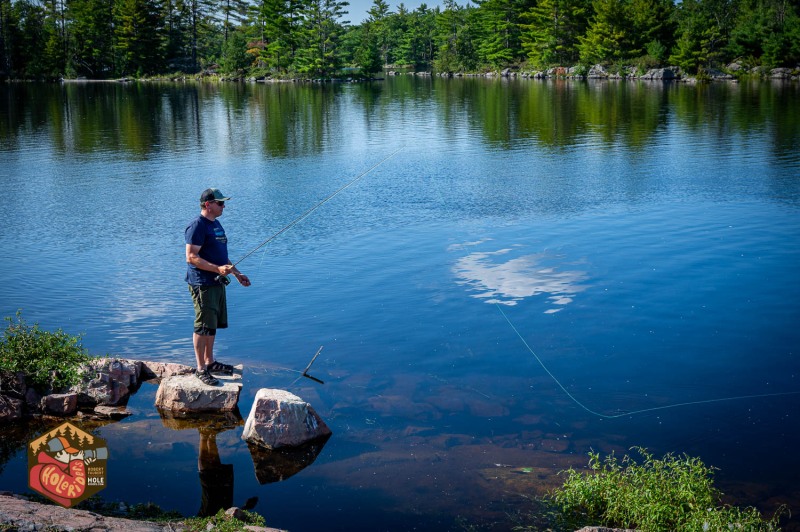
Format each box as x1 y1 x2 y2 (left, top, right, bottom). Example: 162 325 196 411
195 368 219 386
208 360 234 375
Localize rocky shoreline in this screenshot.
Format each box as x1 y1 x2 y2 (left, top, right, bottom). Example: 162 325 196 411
48 61 798 84
0 358 194 423
0 492 285 531
0 491 634 531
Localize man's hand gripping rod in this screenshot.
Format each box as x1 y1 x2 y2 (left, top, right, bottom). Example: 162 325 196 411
215 147 402 285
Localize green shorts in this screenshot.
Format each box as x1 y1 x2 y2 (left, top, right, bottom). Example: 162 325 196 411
189 284 228 333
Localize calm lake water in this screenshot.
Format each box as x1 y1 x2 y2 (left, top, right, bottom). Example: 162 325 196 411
1 78 799 531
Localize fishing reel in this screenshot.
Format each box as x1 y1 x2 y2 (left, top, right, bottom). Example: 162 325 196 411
215 275 231 286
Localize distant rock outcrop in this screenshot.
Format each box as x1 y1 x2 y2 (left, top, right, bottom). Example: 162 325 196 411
640 67 680 80
242 388 331 449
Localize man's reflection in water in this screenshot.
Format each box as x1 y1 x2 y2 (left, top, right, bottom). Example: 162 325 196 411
197 427 234 517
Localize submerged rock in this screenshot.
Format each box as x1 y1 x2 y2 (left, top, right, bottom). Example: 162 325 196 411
242 388 332 449
0 396 23 423
41 392 78 415
93 405 133 419
154 365 243 412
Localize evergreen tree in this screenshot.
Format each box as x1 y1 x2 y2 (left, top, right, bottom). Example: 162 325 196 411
399 3 436 68
729 0 800 66
434 0 477 72
184 0 218 70
520 0 590 67
42 0 69 76
669 0 727 71
114 0 166 75
68 0 114 77
0 0 10 77
474 0 524 67
3 0 44 77
218 0 249 43
366 0 390 64
256 0 294 71
628 0 674 61
164 0 193 70
353 21 383 73
295 0 348 76
219 27 251 70
578 0 631 64
671 0 739 70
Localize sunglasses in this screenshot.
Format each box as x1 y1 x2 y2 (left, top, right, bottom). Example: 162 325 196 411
214 201 225 206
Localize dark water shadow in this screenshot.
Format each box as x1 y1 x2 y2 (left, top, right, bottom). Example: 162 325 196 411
247 434 331 485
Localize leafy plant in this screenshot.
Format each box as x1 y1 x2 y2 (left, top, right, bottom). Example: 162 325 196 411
182 509 267 531
549 447 786 531
0 312 93 393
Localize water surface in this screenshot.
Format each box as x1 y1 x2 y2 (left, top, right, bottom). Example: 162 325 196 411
1 78 799 530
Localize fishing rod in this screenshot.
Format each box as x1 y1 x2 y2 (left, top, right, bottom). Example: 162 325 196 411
216 147 403 285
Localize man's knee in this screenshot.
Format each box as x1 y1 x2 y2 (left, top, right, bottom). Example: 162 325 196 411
194 326 217 336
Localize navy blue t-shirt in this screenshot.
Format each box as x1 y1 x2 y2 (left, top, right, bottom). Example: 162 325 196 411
185 215 229 286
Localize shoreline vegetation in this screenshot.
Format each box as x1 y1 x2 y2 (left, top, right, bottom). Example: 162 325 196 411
1 314 792 530
48 63 798 83
0 0 798 83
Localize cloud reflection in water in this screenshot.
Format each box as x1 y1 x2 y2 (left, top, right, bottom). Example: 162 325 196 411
451 241 588 312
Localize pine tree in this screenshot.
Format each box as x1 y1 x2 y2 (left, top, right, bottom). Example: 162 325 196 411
114 0 166 75
628 0 674 60
354 21 383 73
0 0 10 77
218 0 249 43
474 0 523 67
366 0 390 65
256 0 292 71
578 0 630 64
67 0 115 77
520 0 590 67
295 0 349 76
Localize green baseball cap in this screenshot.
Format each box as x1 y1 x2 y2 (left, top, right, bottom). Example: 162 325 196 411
200 188 231 203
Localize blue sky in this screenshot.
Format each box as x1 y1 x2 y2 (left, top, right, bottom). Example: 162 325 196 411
344 0 444 24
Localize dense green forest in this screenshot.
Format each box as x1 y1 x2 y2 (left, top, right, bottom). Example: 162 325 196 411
0 0 798 80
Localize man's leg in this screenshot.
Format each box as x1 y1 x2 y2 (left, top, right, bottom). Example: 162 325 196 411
193 332 216 371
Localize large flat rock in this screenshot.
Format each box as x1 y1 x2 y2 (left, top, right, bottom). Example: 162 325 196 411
154 365 243 412
0 493 170 531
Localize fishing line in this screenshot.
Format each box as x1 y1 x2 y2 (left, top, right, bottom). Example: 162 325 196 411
496 303 800 419
223 147 403 281
245 346 325 386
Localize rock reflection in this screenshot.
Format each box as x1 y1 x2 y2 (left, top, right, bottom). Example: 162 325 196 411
452 244 587 311
247 435 331 485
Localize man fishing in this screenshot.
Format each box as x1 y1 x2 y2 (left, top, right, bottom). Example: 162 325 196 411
185 188 251 386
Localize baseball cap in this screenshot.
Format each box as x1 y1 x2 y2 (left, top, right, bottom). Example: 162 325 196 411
48 436 79 454
200 188 231 203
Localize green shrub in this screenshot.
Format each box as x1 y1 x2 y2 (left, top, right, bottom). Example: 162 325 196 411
0 312 92 392
182 509 266 531
549 447 786 531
